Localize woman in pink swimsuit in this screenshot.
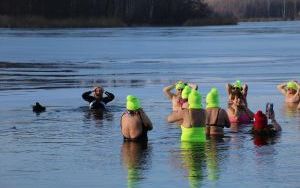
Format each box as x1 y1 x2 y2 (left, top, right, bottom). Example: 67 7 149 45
227 90 254 125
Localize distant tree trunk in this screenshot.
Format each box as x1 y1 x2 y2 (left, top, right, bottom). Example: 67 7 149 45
294 0 297 18
282 0 286 18
267 0 271 17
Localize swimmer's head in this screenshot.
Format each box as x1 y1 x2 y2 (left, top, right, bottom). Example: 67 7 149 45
287 81 298 94
126 95 141 111
93 86 104 98
175 81 186 95
206 87 219 108
181 85 192 100
233 80 243 90
176 81 185 90
253 111 268 131
188 89 202 109
231 90 244 107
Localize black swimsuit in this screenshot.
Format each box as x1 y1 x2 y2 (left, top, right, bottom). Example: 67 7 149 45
207 109 222 128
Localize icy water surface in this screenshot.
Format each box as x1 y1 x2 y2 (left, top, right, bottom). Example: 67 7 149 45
0 21 300 188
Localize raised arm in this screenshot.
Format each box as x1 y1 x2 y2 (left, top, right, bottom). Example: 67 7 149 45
163 84 176 100
102 91 115 104
188 83 198 90
277 82 287 96
226 83 233 96
82 90 95 103
139 109 153 131
242 84 248 97
270 112 281 132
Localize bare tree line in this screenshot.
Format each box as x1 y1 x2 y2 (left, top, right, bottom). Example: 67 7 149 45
0 0 211 25
205 0 300 19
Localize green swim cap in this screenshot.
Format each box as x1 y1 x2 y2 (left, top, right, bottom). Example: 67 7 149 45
176 81 186 90
233 80 242 89
206 88 219 108
287 81 298 91
188 89 202 109
126 95 141 111
182 85 192 100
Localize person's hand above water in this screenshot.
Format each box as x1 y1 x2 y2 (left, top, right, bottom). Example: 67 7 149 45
187 83 198 90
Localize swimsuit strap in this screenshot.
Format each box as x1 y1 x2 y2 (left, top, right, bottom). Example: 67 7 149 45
214 109 220 125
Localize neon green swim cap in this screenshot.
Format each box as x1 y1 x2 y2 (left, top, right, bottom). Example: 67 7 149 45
233 80 242 89
206 88 219 108
176 81 186 90
188 89 202 109
126 95 141 111
182 85 192 100
287 81 298 91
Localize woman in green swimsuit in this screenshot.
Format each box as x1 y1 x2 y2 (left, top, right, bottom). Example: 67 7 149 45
168 89 206 142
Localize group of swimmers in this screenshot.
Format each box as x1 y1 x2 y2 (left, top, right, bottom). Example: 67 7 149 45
81 80 300 143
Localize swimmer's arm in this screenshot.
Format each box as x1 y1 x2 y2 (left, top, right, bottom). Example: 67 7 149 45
188 83 198 90
245 107 254 120
242 84 248 97
271 119 282 132
103 91 115 104
167 111 183 123
291 90 300 101
82 90 95 103
139 109 153 131
298 102 300 110
223 110 231 128
226 83 233 96
163 84 176 100
120 112 126 129
277 83 287 96
296 86 300 97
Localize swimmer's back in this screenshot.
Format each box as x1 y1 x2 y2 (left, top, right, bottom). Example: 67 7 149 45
121 113 144 139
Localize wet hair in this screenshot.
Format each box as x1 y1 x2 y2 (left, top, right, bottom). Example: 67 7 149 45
231 89 243 100
127 110 139 115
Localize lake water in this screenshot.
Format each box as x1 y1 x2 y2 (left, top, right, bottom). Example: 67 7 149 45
0 21 300 188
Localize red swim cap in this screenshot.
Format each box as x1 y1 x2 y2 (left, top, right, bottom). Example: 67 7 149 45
254 111 268 131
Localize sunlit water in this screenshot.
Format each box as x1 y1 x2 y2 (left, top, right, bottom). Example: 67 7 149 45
0 21 300 188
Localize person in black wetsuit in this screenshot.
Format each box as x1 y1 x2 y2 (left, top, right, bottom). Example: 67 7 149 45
121 95 153 142
82 86 114 110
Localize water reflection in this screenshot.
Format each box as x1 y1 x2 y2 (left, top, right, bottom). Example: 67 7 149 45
121 141 152 188
252 134 281 147
180 142 205 188
83 108 114 123
206 139 223 182
179 139 223 188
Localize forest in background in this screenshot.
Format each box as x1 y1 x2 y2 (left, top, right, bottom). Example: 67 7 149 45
205 0 300 20
1 0 299 28
0 0 236 27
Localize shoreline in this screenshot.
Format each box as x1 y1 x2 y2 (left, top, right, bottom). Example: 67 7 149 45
0 15 238 28
240 17 300 22
1 16 299 29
